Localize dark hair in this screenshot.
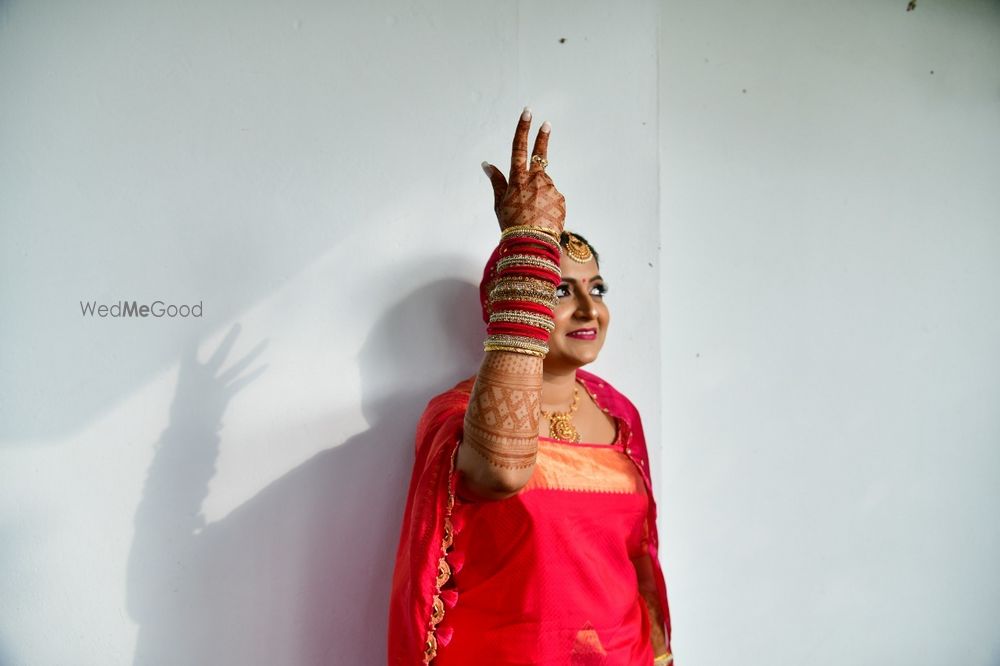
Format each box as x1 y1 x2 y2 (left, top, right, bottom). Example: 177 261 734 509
559 231 600 268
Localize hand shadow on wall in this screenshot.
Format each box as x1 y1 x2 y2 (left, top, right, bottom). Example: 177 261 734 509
126 276 481 665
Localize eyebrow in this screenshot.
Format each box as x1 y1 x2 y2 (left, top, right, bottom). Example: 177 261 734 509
561 275 603 283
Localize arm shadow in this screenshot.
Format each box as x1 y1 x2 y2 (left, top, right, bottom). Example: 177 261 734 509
126 273 481 665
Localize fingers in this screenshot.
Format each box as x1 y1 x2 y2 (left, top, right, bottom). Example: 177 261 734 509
481 161 507 211
529 121 551 172
218 337 269 385
509 106 531 184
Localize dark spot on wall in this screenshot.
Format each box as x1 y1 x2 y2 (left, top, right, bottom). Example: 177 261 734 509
742 88 747 93
648 262 653 267
930 70 934 74
559 37 566 43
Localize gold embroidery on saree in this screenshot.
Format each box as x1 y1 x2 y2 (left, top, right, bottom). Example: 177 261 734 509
423 440 461 664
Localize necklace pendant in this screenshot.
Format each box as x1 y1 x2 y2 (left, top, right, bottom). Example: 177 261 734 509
549 415 581 443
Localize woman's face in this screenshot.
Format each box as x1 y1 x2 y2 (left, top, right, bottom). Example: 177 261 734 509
543 253 610 372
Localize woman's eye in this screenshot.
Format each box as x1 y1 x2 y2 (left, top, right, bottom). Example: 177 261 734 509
590 284 608 297
555 284 571 298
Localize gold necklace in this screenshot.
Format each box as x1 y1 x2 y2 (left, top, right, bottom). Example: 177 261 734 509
541 386 581 443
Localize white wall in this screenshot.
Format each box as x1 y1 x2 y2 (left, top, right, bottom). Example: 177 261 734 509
1 1 997 665
0 1 659 664
660 0 1000 664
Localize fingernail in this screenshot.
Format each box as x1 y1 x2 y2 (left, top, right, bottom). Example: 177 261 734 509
541 121 551 133
481 161 491 174
521 106 531 120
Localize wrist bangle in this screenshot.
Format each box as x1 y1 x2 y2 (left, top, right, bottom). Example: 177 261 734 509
483 335 549 357
495 253 560 276
482 343 546 358
489 292 558 310
501 236 560 258
489 310 555 333
490 275 556 293
495 266 560 286
499 238 561 263
486 322 550 342
500 224 560 242
489 299 556 321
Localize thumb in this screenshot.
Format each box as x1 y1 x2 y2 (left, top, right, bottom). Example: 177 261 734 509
482 161 507 211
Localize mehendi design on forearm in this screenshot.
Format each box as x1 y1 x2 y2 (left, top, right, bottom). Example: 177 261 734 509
463 351 543 469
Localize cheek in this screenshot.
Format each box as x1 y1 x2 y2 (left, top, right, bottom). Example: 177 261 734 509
551 304 574 327
598 302 610 323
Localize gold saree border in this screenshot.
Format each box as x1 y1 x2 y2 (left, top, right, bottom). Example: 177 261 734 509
522 438 646 495
423 439 460 664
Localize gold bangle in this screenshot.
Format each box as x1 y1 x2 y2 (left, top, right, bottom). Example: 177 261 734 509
490 280 556 298
491 275 554 292
489 283 558 305
488 310 555 332
496 253 560 273
653 652 673 665
484 333 549 350
511 233 560 250
499 231 561 252
490 291 559 312
482 343 546 358
483 334 549 356
490 277 556 296
500 224 560 242
489 309 555 326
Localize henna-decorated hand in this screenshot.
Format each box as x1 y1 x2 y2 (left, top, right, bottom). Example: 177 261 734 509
482 107 566 236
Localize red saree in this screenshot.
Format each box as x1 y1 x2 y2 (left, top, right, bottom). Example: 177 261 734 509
388 368 674 665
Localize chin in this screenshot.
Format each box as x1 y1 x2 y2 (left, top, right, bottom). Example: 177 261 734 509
550 349 601 369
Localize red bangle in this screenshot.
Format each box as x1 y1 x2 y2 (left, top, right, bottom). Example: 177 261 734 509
486 322 551 341
499 239 561 264
490 300 555 318
496 265 560 285
499 230 559 251
499 228 560 246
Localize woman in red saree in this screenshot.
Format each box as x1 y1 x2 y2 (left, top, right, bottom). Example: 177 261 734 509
388 108 674 665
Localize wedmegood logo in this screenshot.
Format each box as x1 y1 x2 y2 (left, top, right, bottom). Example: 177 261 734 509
79 300 204 318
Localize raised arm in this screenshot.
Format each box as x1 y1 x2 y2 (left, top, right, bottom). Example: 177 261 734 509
456 107 566 499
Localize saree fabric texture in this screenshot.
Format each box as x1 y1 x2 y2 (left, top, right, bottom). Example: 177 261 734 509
388 368 673 665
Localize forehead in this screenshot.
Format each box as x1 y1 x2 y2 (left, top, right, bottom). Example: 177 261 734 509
558 254 600 280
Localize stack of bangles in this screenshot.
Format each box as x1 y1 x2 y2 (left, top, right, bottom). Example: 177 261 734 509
483 224 562 358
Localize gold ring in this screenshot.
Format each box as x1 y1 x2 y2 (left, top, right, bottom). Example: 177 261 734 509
531 154 548 169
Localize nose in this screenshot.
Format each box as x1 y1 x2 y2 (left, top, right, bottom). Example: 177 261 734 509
574 291 598 320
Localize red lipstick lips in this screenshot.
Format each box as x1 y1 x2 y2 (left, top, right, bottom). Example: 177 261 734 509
567 328 597 340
